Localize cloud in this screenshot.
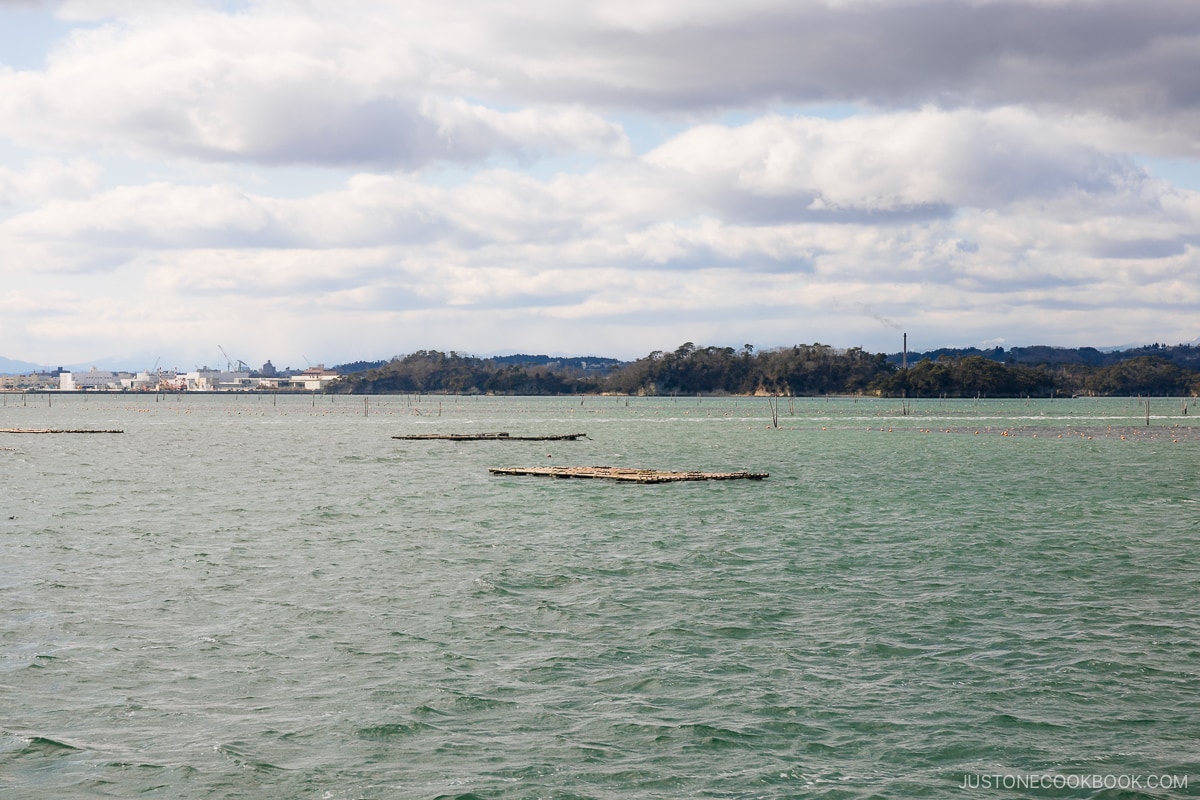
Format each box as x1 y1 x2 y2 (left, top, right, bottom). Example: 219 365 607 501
4 107 1195 278
1 1 1198 366
3 0 1198 171
0 156 103 206
0 4 629 167
645 109 1147 212
427 0 1200 153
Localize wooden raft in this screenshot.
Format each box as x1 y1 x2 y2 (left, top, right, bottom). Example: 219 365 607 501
394 432 587 441
0 428 124 434
489 465 768 483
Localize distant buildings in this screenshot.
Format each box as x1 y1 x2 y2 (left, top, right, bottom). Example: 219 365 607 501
0 370 60 392
0 362 343 392
283 366 341 392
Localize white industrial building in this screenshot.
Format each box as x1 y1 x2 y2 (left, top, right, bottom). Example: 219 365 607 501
59 369 124 391
184 369 253 391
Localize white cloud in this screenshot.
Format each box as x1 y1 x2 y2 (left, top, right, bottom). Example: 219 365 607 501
5 0 1198 166
0 6 628 167
4 105 1196 278
0 156 103 206
645 109 1149 214
1 0 1198 366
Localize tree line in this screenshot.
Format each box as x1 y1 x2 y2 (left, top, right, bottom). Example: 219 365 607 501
330 344 1200 397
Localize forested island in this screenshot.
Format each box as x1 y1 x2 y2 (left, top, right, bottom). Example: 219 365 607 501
329 342 1200 398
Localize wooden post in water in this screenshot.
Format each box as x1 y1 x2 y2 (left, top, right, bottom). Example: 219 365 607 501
364 396 369 417
1146 398 1150 426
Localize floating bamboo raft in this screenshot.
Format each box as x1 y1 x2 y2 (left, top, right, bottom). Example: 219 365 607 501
393 432 587 441
488 465 768 483
0 428 124 434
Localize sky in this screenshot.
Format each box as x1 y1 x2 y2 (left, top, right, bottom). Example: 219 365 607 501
1 0 1198 371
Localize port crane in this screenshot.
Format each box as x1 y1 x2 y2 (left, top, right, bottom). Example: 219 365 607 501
218 345 250 373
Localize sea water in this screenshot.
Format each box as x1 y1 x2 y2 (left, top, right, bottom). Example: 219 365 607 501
1 393 1198 798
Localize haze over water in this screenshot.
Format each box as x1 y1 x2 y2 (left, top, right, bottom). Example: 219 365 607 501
2 394 1198 798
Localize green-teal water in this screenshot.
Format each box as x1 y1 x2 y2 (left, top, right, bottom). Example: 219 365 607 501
2 394 1198 798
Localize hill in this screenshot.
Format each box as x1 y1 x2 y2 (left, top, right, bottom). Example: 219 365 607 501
889 342 1200 370
0 356 49 375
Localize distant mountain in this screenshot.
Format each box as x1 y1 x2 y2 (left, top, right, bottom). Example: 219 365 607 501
0 356 48 376
0 354 165 375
